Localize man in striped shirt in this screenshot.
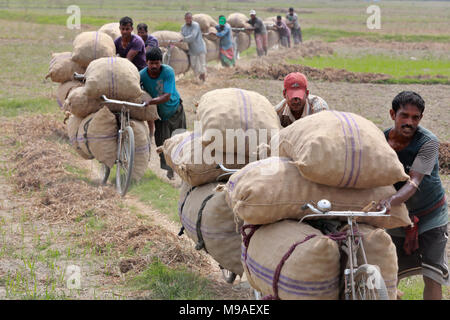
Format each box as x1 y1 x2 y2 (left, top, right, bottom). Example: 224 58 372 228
274 72 329 127
377 91 448 299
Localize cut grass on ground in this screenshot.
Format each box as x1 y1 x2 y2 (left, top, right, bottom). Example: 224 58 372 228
127 170 180 223
288 54 450 84
129 258 214 300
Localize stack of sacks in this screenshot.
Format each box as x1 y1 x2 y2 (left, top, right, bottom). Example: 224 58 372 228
46 31 116 109
158 88 281 278
203 37 220 62
98 22 122 41
151 30 190 74
46 52 86 109
193 13 217 33
267 30 280 49
178 182 244 276
216 110 410 299
227 13 252 55
64 57 159 181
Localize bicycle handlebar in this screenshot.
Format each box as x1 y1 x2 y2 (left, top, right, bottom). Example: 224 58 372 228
73 72 85 81
101 95 146 108
299 201 388 224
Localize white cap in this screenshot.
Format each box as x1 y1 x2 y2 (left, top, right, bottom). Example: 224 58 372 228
249 10 256 16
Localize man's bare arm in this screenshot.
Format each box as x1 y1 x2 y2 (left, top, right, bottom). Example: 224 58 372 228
126 49 139 62
145 93 171 106
377 170 424 212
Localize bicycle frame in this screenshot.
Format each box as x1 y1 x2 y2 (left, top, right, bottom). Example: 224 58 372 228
300 202 388 299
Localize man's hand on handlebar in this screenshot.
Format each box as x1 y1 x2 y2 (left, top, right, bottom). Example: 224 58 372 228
376 198 392 213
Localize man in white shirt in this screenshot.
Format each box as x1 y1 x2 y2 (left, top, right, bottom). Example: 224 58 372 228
274 72 329 127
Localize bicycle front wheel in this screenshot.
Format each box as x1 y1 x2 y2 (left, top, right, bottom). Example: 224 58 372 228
352 264 389 300
116 125 135 197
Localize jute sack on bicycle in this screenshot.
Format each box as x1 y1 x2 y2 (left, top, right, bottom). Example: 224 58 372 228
193 13 217 33
46 52 86 84
352 224 398 300
235 32 251 53
196 88 281 157
67 114 93 160
157 131 246 187
241 219 340 300
65 87 159 121
130 119 150 181
227 13 253 31
76 106 118 168
71 31 116 68
179 182 244 276
55 80 83 109
267 30 280 49
160 46 190 75
269 110 409 188
204 38 220 62
83 57 142 101
220 157 411 229
98 22 121 42
151 31 189 51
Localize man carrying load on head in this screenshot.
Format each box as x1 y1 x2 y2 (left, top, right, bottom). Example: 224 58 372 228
137 23 159 52
114 16 147 71
140 47 187 180
181 12 207 83
211 15 235 67
377 91 449 300
247 10 268 57
274 72 329 128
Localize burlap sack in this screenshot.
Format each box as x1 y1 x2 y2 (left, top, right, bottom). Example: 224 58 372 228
46 52 86 84
151 31 189 51
77 107 118 168
267 29 280 49
84 57 142 101
193 14 217 33
227 13 252 29
98 22 121 41
179 182 243 276
235 32 251 53
242 220 340 300
130 120 150 181
55 81 83 109
353 224 398 300
165 46 190 75
159 131 247 186
72 31 116 68
67 115 93 160
272 110 409 188
222 157 411 229
197 88 281 156
204 38 219 62
64 86 101 117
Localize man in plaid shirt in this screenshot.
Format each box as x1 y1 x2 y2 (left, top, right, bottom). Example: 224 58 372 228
274 72 329 127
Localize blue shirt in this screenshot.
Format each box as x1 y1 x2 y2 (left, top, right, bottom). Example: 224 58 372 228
140 65 180 121
215 23 233 50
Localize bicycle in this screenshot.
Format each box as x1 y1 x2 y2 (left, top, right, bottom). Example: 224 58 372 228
73 72 146 197
298 200 390 300
160 39 183 65
216 163 390 299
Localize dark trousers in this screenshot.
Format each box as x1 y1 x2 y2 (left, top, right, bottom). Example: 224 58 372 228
154 101 187 171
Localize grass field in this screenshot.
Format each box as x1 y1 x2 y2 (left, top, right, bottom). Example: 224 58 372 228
0 0 449 301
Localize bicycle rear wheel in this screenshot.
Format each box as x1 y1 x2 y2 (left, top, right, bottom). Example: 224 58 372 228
352 264 389 300
116 125 135 197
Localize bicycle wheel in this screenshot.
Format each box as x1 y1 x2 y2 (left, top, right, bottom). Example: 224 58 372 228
352 264 389 300
116 125 135 197
100 163 110 185
220 267 237 284
162 49 171 65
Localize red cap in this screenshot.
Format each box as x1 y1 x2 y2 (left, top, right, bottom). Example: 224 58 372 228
284 72 308 100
